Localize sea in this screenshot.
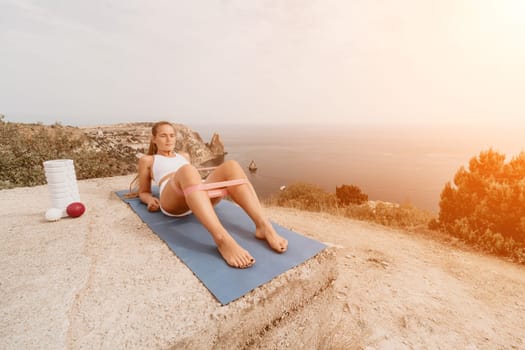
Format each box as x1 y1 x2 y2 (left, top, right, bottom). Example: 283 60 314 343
194 123 524 213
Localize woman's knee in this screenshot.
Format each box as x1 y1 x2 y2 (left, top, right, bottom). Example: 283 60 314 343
176 164 201 183
222 159 243 173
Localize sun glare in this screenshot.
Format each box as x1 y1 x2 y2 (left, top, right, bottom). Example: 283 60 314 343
504 0 525 21
488 0 525 31
465 0 525 61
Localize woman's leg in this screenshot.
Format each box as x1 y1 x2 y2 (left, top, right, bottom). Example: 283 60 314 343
206 160 288 252
163 164 255 268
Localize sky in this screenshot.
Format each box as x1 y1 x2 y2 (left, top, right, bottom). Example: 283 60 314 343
1 0 524 126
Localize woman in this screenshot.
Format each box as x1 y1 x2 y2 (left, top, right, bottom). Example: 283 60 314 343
133 121 288 268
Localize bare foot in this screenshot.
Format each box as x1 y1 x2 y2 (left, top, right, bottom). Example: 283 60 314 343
255 221 288 253
216 234 255 268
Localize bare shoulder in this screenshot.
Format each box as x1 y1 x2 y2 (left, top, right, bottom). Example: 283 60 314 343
138 154 154 168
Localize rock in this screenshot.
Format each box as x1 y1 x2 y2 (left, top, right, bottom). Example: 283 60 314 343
248 160 258 172
207 133 225 156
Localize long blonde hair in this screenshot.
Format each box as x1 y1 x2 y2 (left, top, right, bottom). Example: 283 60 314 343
125 121 175 197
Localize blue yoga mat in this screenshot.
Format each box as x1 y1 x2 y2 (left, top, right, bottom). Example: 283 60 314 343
115 189 326 305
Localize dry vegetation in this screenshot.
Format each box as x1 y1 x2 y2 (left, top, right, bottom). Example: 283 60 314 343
0 119 137 189
267 182 435 232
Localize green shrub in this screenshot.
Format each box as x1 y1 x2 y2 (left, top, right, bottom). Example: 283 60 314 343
336 184 368 205
432 148 525 264
437 149 525 243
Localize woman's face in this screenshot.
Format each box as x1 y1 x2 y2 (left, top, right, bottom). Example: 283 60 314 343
153 124 176 153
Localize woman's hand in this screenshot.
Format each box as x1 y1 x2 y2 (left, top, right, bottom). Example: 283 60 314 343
147 197 161 212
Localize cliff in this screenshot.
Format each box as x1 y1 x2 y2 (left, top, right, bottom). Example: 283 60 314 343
0 121 225 189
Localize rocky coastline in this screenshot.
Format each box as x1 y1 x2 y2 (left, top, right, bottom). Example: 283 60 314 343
0 120 225 189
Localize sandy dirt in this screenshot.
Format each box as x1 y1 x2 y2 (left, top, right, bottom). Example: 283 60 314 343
2 175 525 349
266 207 525 349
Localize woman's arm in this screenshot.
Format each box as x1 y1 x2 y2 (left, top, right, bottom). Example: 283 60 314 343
137 155 160 212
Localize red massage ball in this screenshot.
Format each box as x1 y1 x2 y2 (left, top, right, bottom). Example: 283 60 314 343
66 202 86 218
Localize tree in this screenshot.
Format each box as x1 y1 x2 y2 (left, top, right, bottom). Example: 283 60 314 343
438 149 525 245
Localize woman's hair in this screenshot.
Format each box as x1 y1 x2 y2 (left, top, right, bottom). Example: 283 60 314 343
125 121 175 198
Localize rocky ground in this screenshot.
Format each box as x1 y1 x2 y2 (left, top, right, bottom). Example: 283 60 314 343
267 207 525 349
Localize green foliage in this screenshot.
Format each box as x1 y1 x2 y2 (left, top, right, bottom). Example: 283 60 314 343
336 184 368 205
0 120 137 189
435 148 525 262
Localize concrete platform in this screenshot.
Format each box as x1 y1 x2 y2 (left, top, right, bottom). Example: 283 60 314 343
1 175 337 349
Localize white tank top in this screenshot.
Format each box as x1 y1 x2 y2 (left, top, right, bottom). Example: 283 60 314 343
152 154 189 184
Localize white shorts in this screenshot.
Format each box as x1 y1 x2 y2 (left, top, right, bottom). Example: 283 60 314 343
159 179 192 217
